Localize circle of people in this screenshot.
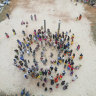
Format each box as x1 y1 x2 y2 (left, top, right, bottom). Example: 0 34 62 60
12 27 83 92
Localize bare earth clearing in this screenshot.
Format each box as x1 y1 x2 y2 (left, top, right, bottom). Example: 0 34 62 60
0 0 96 96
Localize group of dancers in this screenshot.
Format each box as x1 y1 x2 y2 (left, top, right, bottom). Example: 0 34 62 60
13 26 83 92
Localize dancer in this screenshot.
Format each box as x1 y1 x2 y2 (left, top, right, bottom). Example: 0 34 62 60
79 53 83 60
30 15 33 21
5 32 9 38
12 29 16 35
34 14 37 21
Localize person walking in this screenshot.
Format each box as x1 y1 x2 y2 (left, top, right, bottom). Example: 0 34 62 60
6 13 10 19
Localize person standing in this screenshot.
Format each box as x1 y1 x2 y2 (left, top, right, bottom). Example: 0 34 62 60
50 65 53 71
12 29 16 35
45 87 47 92
79 14 82 20
14 49 19 55
24 74 28 79
34 14 37 21
79 53 83 60
6 13 10 19
22 30 26 36
72 75 78 81
54 67 57 72
30 15 33 21
76 44 80 51
42 83 45 87
5 33 9 38
49 87 53 92
37 82 40 87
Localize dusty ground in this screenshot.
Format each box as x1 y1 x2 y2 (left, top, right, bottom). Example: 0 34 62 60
0 0 96 96
0 0 18 22
84 4 96 44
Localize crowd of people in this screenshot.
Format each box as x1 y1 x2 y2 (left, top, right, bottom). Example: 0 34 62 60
4 12 83 93
12 26 83 92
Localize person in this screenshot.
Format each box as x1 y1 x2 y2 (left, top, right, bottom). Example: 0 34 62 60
15 55 19 60
21 88 25 96
51 79 54 85
44 70 47 76
59 74 63 80
19 61 23 66
63 83 68 90
25 91 30 96
72 53 75 59
42 83 45 87
21 20 25 25
26 21 28 28
21 68 26 72
49 87 53 92
24 74 28 79
79 53 83 60
17 39 22 47
61 80 65 85
69 29 71 33
28 60 30 63
27 50 30 56
14 49 19 55
48 70 51 75
70 70 74 76
12 29 16 35
22 30 26 36
72 75 78 81
6 13 10 19
44 77 47 83
24 60 28 68
54 77 58 83
56 83 59 88
71 40 73 45
5 33 9 38
62 70 66 76
54 67 57 72
30 15 33 21
50 53 53 57
37 82 40 87
50 65 53 71
79 14 82 20
45 87 47 91
34 14 37 21
76 45 80 51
